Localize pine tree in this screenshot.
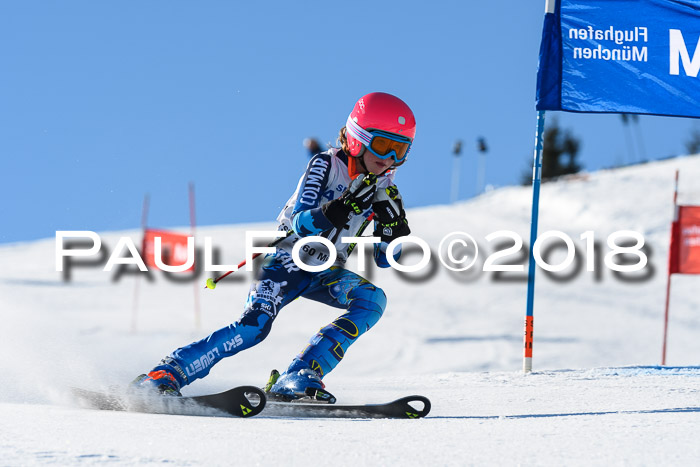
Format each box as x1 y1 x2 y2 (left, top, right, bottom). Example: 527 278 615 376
522 118 583 184
686 125 700 155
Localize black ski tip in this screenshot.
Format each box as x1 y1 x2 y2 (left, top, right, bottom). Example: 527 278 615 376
392 395 431 419
236 385 267 418
196 385 267 418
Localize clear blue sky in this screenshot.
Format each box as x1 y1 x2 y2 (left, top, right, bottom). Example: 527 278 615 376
1 1 697 244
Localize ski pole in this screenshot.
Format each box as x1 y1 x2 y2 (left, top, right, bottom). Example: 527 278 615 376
205 230 294 289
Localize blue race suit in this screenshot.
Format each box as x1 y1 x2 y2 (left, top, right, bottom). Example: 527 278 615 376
158 149 401 388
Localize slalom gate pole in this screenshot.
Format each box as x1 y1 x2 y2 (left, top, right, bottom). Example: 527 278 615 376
661 169 679 365
189 182 201 330
131 193 150 333
524 110 546 373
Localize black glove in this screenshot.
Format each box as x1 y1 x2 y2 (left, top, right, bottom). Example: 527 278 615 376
372 185 411 242
321 173 378 229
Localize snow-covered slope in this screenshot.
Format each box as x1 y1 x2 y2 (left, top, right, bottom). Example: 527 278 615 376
1 156 699 465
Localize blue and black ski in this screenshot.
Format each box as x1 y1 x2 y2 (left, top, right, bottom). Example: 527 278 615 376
71 385 266 418
264 394 431 419
262 369 430 419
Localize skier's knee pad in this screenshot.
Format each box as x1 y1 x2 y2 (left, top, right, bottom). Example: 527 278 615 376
373 286 387 314
347 284 386 331
348 282 386 307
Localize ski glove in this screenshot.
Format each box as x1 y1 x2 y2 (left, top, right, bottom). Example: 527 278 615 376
321 173 378 229
372 185 411 243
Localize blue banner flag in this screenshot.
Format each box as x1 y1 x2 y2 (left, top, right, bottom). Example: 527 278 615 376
536 0 700 118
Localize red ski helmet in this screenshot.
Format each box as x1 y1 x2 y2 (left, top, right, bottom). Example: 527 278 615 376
345 92 416 165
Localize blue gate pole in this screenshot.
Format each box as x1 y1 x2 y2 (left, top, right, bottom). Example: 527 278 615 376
524 110 546 373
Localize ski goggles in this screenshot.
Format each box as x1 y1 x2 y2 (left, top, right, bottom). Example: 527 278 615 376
346 116 412 164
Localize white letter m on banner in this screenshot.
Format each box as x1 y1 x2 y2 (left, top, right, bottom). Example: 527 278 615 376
670 29 700 77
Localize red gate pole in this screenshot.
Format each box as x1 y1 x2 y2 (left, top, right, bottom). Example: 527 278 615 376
189 182 201 331
132 193 150 333
661 170 679 365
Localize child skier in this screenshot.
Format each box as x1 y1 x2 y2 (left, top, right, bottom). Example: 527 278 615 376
132 92 416 401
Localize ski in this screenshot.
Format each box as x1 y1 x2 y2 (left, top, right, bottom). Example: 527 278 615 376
263 395 431 419
71 385 266 418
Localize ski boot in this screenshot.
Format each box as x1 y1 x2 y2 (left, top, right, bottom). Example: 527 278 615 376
265 360 336 403
130 358 186 396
